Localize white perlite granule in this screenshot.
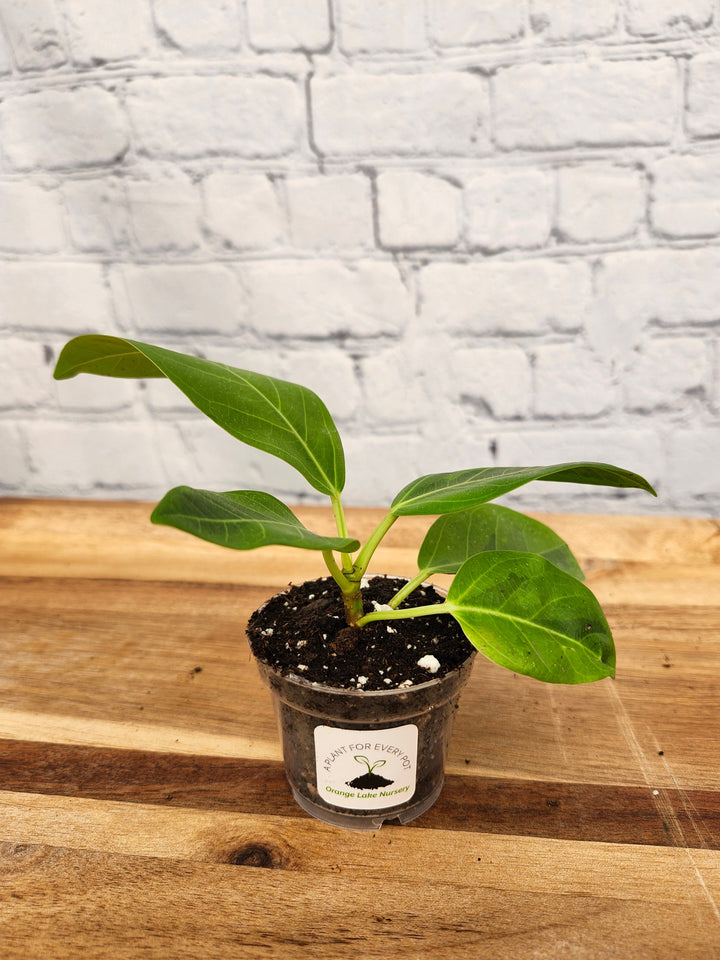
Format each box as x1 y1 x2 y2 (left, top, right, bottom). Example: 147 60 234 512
417 654 441 673
371 601 393 612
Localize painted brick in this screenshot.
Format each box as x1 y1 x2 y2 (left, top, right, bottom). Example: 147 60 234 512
494 58 678 150
360 340 438 426
0 262 114 332
687 55 720 137
534 344 615 418
246 0 331 51
342 433 430 505
529 0 617 40
651 154 720 237
338 1 427 53
1 88 128 170
127 173 203 252
54 371 136 412
112 264 246 334
624 338 708 411
0 31 12 74
62 0 156 64
238 259 413 338
286 174 373 250
0 339 53 409
598 247 720 326
126 76 302 159
152 0 241 53
312 72 491 157
63 178 130 252
377 172 461 249
143 377 209 415
466 168 553 250
667 425 720 499
203 173 285 249
26 421 165 492
557 164 645 243
277 348 361 421
0 181 66 252
625 0 714 36
420 260 593 335
428 0 524 45
449 346 532 419
590 248 720 359
178 416 334 498
0 423 28 487
1 0 66 70
1 1 717 514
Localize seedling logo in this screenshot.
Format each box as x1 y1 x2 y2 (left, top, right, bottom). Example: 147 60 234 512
346 755 394 790
314 724 419 811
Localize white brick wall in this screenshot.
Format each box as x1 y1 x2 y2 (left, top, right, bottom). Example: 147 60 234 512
1 0 719 515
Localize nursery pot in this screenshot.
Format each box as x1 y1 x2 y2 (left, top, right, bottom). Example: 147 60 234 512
249 588 476 830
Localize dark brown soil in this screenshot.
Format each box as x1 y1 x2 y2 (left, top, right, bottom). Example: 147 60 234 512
247 575 475 692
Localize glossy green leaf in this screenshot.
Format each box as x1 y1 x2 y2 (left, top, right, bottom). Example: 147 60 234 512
54 335 345 497
151 487 360 553
418 503 585 580
391 462 656 516
445 551 615 684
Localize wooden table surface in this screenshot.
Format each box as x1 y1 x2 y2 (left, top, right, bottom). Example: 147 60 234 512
1 498 719 958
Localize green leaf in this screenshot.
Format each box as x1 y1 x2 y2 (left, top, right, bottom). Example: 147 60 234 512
391 462 657 516
151 487 360 553
418 504 585 580
445 551 615 684
53 335 345 497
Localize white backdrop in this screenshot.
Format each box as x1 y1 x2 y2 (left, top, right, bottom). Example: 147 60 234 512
1 0 719 514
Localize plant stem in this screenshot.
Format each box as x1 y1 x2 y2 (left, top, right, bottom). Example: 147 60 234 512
356 601 450 628
331 494 353 572
323 549 364 625
353 511 398 579
342 582 364 624
322 549 347 587
388 570 431 608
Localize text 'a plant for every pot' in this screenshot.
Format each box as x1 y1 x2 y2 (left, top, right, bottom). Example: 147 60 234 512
53 336 657 830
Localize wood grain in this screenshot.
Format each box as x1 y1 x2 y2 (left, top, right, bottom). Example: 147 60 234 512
2 739 718 848
1 498 719 958
1 833 718 959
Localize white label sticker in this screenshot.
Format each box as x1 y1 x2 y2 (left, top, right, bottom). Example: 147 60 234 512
314 724 418 810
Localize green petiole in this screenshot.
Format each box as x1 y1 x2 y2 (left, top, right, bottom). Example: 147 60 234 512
356 602 451 629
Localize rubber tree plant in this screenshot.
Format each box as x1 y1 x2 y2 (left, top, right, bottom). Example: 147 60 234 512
54 335 657 686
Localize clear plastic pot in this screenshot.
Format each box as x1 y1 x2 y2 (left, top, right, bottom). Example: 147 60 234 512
252 650 476 831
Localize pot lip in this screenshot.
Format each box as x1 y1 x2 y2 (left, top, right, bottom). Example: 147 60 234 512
251 647 477 699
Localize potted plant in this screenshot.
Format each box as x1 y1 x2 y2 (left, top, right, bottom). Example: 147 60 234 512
54 335 657 830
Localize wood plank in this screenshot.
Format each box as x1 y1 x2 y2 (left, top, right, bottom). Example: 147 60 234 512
1 740 718 849
3 500 720 606
0 829 718 959
2 577 719 790
3 500 720 958
0 790 717 893
3 499 719 567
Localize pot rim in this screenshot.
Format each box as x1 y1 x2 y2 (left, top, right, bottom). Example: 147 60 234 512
251 646 477 699
247 574 476 700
